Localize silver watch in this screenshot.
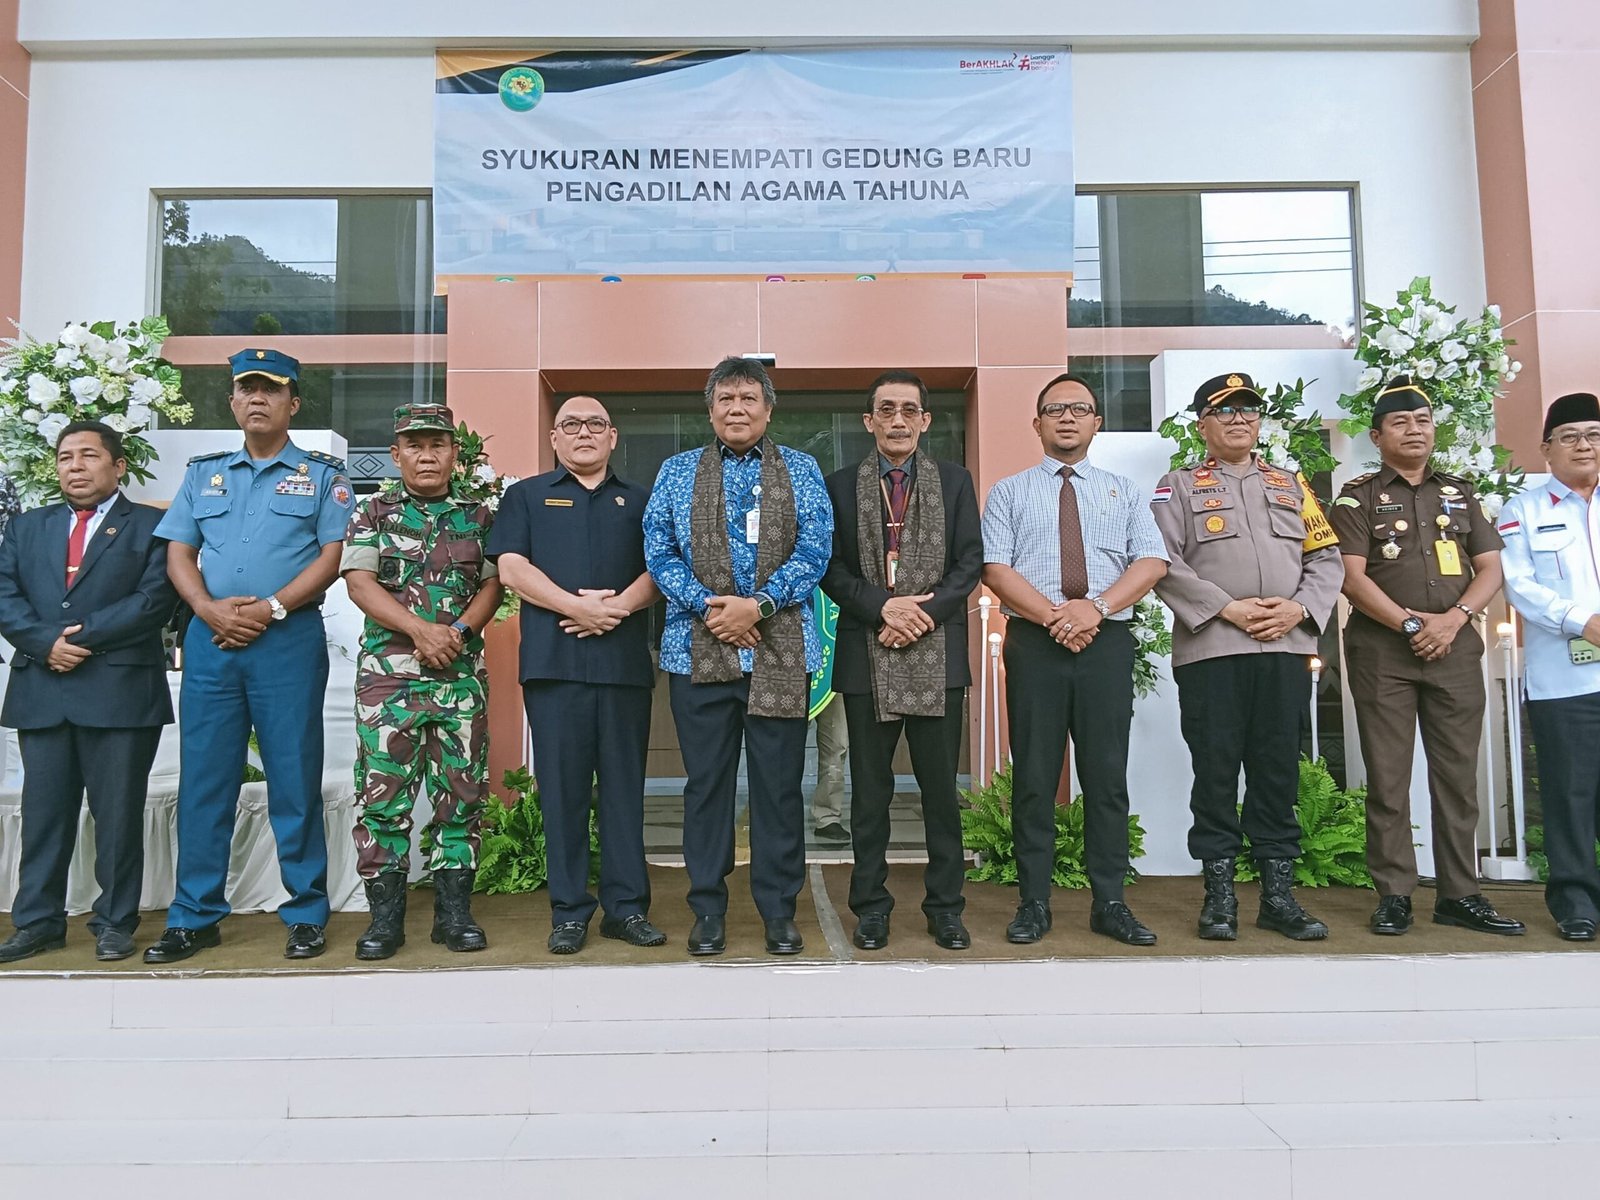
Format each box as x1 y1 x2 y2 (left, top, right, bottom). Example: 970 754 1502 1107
267 595 288 621
1088 596 1111 619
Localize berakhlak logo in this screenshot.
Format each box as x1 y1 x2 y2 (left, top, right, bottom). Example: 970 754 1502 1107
959 51 1058 73
499 66 545 112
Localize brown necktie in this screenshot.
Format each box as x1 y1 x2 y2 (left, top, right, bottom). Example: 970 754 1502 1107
1057 465 1089 600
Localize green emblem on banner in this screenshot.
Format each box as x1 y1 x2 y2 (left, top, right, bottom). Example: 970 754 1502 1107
499 67 545 112
808 588 839 720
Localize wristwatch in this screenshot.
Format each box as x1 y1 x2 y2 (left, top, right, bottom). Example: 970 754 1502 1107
754 593 777 620
450 619 472 639
1088 596 1111 619
266 595 287 622
1401 616 1424 636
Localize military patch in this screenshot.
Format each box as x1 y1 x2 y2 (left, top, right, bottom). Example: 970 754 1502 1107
210 474 224 487
1203 497 1224 509
1379 493 1392 504
1440 485 1461 496
1334 496 1360 507
1151 486 1173 504
1274 493 1298 506
1497 520 1522 535
1204 515 1227 534
1264 472 1293 489
331 476 354 507
306 449 346 469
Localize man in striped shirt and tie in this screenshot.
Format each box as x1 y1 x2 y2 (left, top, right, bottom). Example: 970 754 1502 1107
981 374 1169 945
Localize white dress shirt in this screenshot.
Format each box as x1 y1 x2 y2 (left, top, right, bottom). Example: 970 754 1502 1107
1499 476 1600 701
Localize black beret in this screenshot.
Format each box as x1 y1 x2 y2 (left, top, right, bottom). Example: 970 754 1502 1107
1371 374 1432 428
1544 392 1600 441
1191 372 1263 414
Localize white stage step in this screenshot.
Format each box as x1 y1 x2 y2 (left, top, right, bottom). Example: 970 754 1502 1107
1 954 1597 1197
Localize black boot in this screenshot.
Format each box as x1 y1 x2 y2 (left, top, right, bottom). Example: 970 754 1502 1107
355 874 408 960
1198 857 1239 941
1255 858 1329 940
431 869 488 952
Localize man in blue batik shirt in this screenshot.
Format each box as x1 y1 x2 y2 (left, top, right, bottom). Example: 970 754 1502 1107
644 356 832 957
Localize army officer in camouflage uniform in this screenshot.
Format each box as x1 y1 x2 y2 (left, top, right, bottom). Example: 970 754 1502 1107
341 403 503 960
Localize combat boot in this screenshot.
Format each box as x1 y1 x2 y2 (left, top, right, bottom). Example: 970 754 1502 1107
431 868 488 952
1255 858 1329 940
1197 857 1239 940
355 873 407 961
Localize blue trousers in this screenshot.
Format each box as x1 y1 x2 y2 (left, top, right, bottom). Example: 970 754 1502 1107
167 610 330 929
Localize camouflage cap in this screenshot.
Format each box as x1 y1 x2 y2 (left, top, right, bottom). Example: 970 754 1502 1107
393 403 457 436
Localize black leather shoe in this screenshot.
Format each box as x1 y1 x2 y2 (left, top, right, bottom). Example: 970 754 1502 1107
764 918 804 956
355 874 407 961
687 913 726 956
852 912 890 951
548 921 588 955
1090 900 1157 946
1198 857 1239 941
1006 899 1052 944
430 868 488 953
284 924 326 960
0 926 66 963
1557 916 1598 942
1433 894 1525 936
601 914 667 947
94 930 136 962
927 913 971 950
1255 858 1329 941
1370 895 1413 936
142 925 221 964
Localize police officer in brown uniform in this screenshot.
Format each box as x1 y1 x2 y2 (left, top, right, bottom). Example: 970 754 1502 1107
1153 373 1345 941
1330 376 1524 937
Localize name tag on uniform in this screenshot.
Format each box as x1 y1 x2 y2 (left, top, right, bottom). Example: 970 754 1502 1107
1376 504 1403 514
745 508 760 544
544 498 574 507
201 488 228 497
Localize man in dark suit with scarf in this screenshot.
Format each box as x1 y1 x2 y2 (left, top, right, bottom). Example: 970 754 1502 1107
822 370 982 951
643 357 833 957
0 420 176 962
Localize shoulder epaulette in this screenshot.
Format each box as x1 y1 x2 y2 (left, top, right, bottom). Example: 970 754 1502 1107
1342 470 1379 491
186 449 231 465
306 449 345 469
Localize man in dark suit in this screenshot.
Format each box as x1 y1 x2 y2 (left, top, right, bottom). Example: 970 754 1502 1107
0 420 176 962
822 370 983 951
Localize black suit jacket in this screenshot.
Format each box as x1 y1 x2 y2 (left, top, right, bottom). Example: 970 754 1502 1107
0 492 177 729
822 458 983 694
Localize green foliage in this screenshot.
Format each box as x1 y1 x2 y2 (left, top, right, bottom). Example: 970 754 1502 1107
1523 825 1600 885
473 766 600 894
961 765 1146 889
1129 598 1172 699
241 730 265 784
1234 757 1371 888
1157 377 1335 481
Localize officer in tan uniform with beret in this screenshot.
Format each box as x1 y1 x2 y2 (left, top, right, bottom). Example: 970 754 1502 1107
1330 375 1523 938
1152 372 1345 942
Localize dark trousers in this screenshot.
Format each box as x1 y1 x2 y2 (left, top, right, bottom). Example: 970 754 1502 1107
1346 630 1485 899
1004 619 1135 903
1176 652 1306 862
12 723 161 937
168 610 329 930
1527 690 1600 923
842 687 966 918
669 673 807 921
524 679 653 926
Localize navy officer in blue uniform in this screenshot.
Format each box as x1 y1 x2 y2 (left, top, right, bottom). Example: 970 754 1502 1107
144 349 355 963
488 395 664 955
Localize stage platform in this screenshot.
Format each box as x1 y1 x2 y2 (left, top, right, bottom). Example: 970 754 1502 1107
2 869 1597 1198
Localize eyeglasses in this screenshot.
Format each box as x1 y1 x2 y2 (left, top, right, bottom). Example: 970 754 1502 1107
872 403 926 419
1206 405 1262 424
1040 401 1096 419
1552 429 1600 448
555 417 612 435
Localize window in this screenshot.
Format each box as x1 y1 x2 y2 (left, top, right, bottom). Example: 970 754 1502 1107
158 196 445 336
1072 188 1356 330
1063 356 1155 433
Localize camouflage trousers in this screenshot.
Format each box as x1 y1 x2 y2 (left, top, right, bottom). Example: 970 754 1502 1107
352 671 488 879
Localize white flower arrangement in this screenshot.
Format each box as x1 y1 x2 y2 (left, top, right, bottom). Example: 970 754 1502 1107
0 316 192 507
1337 277 1523 501
1158 378 1337 480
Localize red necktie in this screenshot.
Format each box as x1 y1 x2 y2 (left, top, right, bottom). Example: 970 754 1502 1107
66 507 94 588
1057 465 1089 600
885 468 908 551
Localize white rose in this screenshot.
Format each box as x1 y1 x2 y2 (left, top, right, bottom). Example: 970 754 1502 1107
1356 366 1383 390
81 333 109 363
26 373 62 406
106 337 131 361
130 375 164 403
1487 304 1502 321
1439 339 1467 362
1375 327 1415 355
36 412 69 445
21 407 41 422
1415 359 1438 380
499 475 519 489
69 376 104 405
473 463 497 484
1480 493 1505 519
1474 446 1496 473
52 345 81 369
484 493 501 513
58 324 91 348
102 412 130 434
1436 362 1461 380
101 378 128 404
125 403 153 430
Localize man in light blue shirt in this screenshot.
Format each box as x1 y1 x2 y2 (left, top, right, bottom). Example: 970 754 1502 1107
982 373 1168 947
1500 391 1600 941
643 357 832 957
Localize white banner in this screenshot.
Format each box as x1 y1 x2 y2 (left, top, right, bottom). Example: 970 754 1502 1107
434 47 1074 277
